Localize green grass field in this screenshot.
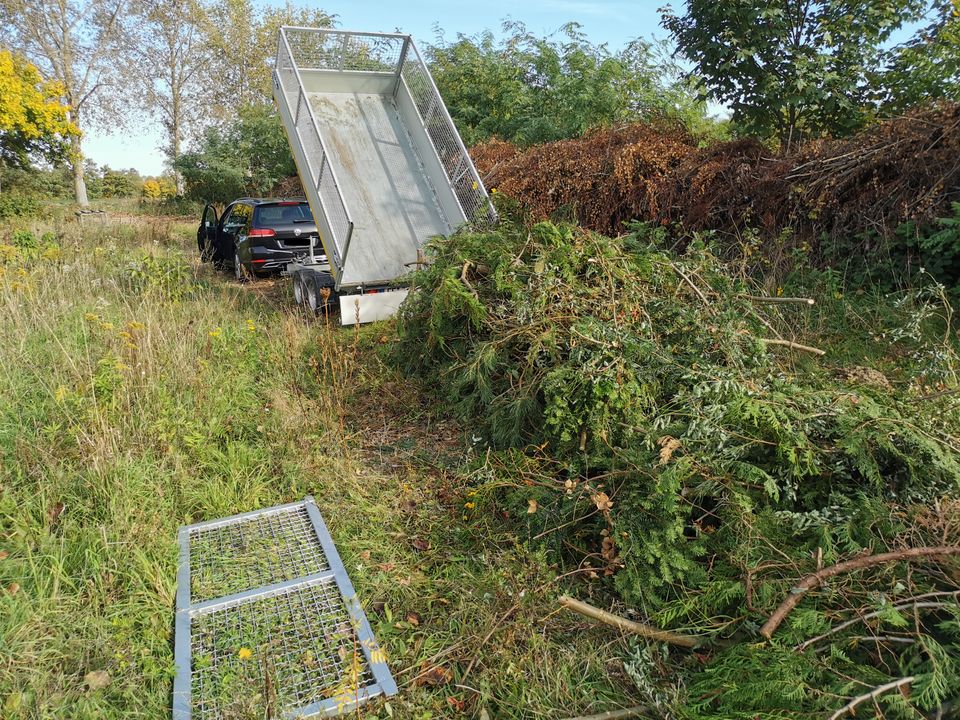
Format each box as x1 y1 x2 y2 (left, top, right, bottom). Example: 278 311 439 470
0 215 644 719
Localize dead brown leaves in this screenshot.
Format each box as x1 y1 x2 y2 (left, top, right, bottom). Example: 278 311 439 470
658 436 682 465
591 492 613 514
413 663 453 687
470 103 960 250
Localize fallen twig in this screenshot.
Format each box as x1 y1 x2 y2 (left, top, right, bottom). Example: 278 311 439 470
461 602 520 682
796 590 960 651
670 263 709 305
761 547 960 640
827 676 915 720
757 338 826 356
560 706 651 720
559 595 700 648
744 295 815 306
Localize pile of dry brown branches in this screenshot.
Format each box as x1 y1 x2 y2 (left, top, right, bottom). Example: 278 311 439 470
470 102 960 248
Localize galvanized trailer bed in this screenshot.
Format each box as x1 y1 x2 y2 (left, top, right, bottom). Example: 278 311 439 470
273 28 495 321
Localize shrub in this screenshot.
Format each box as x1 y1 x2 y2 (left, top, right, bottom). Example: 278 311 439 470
10 229 37 249
0 194 40 219
123 253 196 301
393 217 960 718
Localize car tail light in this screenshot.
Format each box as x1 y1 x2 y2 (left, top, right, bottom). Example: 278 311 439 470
248 228 276 238
276 201 300 206
252 259 267 264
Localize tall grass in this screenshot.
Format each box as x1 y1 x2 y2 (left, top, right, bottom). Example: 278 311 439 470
0 217 642 719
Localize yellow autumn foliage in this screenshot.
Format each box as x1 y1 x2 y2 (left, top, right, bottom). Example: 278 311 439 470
0 50 78 163
142 178 176 200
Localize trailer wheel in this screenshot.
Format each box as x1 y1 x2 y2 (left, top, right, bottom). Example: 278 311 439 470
306 274 320 314
292 271 305 305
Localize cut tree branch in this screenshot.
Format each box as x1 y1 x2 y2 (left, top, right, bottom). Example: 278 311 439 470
670 263 709 305
559 595 701 648
827 676 915 720
757 338 826 356
560 707 651 720
761 547 960 640
744 295 815 306
797 590 960 651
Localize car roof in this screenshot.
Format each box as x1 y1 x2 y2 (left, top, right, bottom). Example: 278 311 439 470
233 197 308 205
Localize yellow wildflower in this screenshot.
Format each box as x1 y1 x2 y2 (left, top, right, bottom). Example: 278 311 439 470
209 327 222 338
238 647 253 661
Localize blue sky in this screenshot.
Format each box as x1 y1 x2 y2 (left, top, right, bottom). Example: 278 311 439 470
84 0 923 176
84 0 669 175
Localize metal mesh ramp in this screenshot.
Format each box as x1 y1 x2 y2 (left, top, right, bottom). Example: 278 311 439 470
173 497 396 719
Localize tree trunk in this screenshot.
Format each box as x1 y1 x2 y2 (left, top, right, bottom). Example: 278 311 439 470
71 141 89 207
171 96 185 195
67 111 89 207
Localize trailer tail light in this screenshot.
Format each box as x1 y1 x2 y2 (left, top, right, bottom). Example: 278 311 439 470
248 228 276 238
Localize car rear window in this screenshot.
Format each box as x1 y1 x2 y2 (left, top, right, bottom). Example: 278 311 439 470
254 203 314 226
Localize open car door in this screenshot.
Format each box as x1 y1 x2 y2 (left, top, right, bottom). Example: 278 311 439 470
197 204 219 262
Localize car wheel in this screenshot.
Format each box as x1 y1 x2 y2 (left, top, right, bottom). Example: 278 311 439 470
234 247 247 283
198 236 213 263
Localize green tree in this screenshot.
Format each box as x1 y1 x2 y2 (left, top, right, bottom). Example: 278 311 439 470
100 167 141 197
428 21 713 147
661 0 924 150
174 103 295 203
0 50 78 171
0 0 129 206
881 0 960 111
129 0 209 193
202 0 333 116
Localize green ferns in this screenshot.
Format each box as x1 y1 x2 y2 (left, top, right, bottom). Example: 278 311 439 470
394 218 960 718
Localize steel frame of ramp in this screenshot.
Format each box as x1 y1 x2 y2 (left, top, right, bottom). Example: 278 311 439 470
172 496 396 719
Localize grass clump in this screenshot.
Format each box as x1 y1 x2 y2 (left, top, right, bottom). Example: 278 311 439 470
394 217 960 718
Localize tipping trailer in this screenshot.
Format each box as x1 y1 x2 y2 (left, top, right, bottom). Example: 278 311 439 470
273 27 496 324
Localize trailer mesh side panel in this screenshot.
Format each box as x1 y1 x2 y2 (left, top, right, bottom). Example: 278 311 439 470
399 48 496 225
173 498 396 719
283 28 405 73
